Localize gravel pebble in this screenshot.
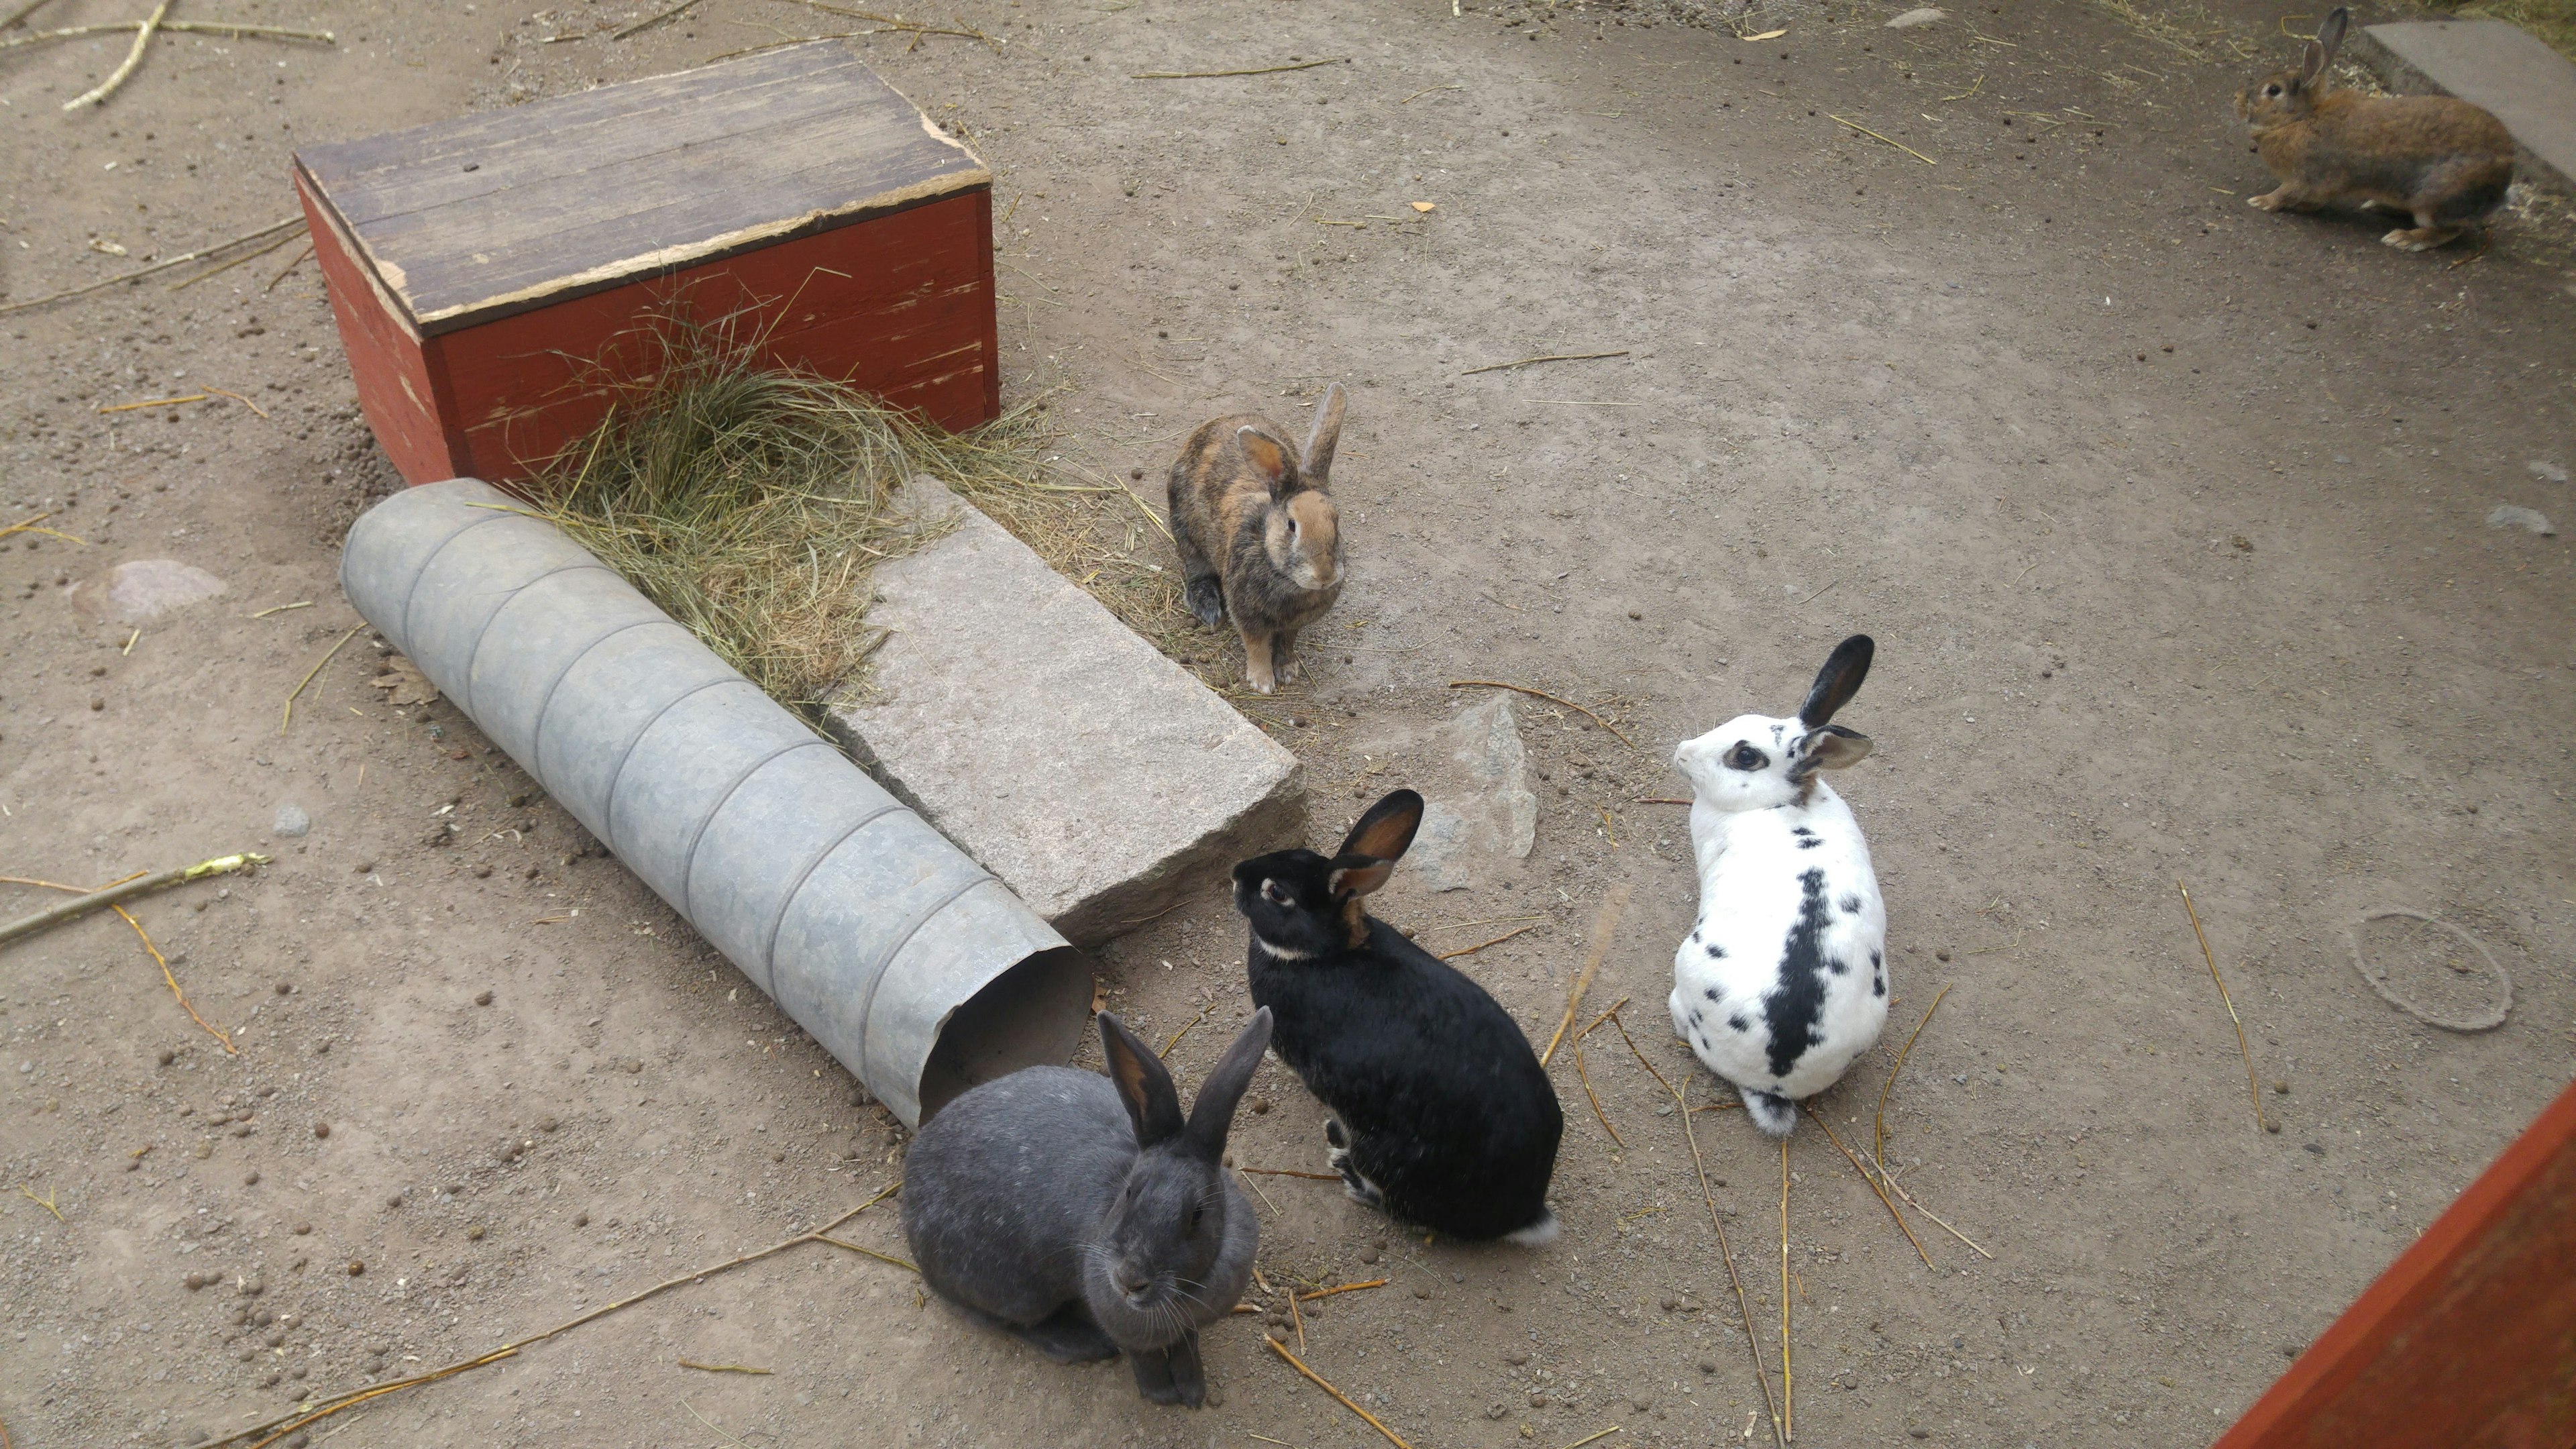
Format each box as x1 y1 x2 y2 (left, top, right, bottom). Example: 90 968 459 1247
312 1122 330 1138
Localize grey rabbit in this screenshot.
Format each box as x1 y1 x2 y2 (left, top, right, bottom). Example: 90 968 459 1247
901 1007 1273 1407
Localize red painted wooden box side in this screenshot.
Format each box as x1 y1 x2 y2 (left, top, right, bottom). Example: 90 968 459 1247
424 188 997 485
2210 1075 2576 1449
297 168 458 487
303 171 996 488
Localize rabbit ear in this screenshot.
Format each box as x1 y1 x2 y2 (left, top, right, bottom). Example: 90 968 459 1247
1301 384 1347 486
1183 1008 1273 1159
1798 635 1876 726
1803 724 1874 771
1338 789 1424 865
1236 426 1297 496
1097 1012 1184 1148
2316 6 2348 61
2298 38 2326 85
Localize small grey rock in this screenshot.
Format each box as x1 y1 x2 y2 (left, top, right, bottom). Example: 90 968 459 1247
1885 5 1946 25
273 805 311 839
2530 460 2569 484
2487 505 2555 536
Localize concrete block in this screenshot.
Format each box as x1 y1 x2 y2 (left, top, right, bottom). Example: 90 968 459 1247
2352 20 2576 192
828 478 1305 946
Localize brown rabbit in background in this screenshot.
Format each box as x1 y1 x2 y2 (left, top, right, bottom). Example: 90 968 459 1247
2235 7 2515 252
1167 384 1347 694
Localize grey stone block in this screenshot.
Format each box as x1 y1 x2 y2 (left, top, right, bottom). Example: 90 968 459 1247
828 478 1304 946
2351 20 2576 192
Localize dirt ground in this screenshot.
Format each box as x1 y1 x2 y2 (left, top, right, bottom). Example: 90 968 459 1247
5 0 2573 1446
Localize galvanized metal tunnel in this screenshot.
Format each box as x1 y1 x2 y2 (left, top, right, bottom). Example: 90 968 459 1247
339 478 1091 1127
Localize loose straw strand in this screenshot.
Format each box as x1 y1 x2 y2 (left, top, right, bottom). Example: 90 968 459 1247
1874 983 1953 1169
1815 1113 1931 1267
2178 881 2267 1131
1780 1135 1793 1442
1264 1337 1415 1449
1542 883 1631 1066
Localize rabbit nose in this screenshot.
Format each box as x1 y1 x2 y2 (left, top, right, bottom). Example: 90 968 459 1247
1115 1267 1152 1297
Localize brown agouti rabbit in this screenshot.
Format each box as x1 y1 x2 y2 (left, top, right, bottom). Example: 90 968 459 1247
1166 384 1347 694
2235 7 2515 252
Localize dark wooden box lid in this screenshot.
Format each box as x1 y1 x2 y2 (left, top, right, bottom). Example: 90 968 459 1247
294 42 987 337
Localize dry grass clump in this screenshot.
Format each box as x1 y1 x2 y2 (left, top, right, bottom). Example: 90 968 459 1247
525 352 1191 722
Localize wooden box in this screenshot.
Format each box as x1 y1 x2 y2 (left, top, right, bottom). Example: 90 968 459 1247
292 42 996 487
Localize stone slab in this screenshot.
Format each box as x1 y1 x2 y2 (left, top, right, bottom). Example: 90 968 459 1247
828 478 1304 947
1409 696 1540 893
2353 21 2576 192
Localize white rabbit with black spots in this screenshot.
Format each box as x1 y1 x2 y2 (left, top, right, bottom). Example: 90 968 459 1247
1670 635 1887 1138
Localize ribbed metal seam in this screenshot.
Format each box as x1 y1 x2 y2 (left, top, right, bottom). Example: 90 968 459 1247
851 871 998 1068
678 738 836 920
758 802 912 976
394 510 515 649
455 561 608 719
598 677 741 857
525 617 660 795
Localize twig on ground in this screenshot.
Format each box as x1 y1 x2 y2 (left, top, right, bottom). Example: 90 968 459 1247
117 904 237 1053
170 229 306 290
1541 884 1631 1066
1780 1137 1793 1440
2178 881 2266 1131
0 511 83 545
0 215 304 317
613 0 700 38
5 18 335 46
1460 349 1629 376
18 1184 63 1223
1288 1275 1306 1352
1874 981 1952 1168
1573 1041 1624 1147
0 853 266 948
1634 796 1691 805
1264 1338 1414 1449
62 0 170 109
676 1360 770 1374
1570 994 1632 1046
217 1185 905 1448
1159 1001 1213 1057
1815 1114 1931 1267
201 386 272 419
264 241 313 292
1241 1167 1340 1181
1295 1279 1388 1303
775 0 996 48
1399 82 1462 102
1560 1430 1623 1449
280 625 365 735
1236 1167 1282 1218
812 1234 918 1271
1134 56 1348 78
249 600 312 619
1827 113 1937 164
1880 1170 1990 1258
1448 680 1634 748
98 394 211 413
1609 1008 1784 1449
1438 921 1544 960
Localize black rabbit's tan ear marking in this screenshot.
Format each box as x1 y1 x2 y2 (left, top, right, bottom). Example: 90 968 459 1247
1339 789 1424 864
1327 855 1397 900
1183 1008 1273 1159
1236 427 1295 494
1803 724 1874 771
1098 1012 1184 1147
1798 635 1875 727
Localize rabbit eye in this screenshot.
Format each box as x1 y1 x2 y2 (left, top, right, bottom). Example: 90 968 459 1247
2266 85 2281 95
1262 880 1292 906
1187 1205 1204 1233
1723 743 1769 772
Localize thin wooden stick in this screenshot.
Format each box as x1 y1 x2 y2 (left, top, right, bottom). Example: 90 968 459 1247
1159 1000 1214 1057
1448 680 1635 748
1634 796 1692 805
1880 1171 1990 1258
62 0 170 110
169 229 304 290
1814 1114 1931 1267
1560 1430 1622 1449
1134 56 1348 78
1460 349 1629 376
0 215 303 317
1779 1136 1793 1441
677 1360 771 1374
1295 1279 1388 1303
1241 1167 1340 1181
1572 1040 1623 1147
811 1234 918 1271
201 386 271 420
97 394 211 413
1288 1273 1306 1352
1399 81 1462 102
1827 113 1937 164
1874 982 1952 1169
0 853 266 947
116 904 236 1053
1236 1167 1282 1218
263 241 313 292
2178 880 2266 1132
1609 1010 1782 1449
280 625 365 735
1541 884 1631 1066
1570 994 1631 1046
3 18 335 46
217 1184 904 1449
775 0 996 48
612 0 699 38
1438 920 1543 960
1264 1338 1414 1449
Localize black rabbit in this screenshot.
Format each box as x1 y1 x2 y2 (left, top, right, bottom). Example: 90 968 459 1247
1232 790 1562 1242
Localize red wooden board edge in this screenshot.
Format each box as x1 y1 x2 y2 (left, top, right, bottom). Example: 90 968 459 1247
2210 1075 2576 1449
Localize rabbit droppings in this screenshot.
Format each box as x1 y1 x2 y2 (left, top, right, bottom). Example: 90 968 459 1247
1234 789 1565 1243
2237 7 2515 252
901 1009 1273 1407
1168 382 1349 693
1670 637 1888 1138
